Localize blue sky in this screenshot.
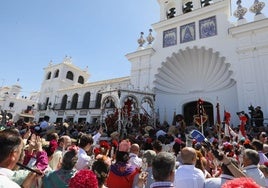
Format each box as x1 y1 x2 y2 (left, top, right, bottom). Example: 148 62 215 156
0 1 266 97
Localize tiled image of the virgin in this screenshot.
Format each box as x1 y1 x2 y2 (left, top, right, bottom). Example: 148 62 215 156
163 28 177 48
199 16 217 39
180 22 195 43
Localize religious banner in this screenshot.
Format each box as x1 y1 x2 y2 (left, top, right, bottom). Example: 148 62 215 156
193 98 208 134
193 98 208 126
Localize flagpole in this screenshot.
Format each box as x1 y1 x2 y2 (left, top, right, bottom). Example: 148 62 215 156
216 102 221 144
201 114 204 135
198 98 204 135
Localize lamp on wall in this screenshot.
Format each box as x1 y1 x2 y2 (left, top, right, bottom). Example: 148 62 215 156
9 102 14 108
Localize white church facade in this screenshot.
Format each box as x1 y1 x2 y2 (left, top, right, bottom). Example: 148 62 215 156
35 57 155 133
127 0 268 126
32 0 268 128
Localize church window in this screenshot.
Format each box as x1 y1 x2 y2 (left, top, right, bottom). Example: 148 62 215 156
71 93 78 109
61 95 68 110
46 72 51 80
82 92 90 109
78 76 84 84
66 71 74 80
54 69 59 78
95 92 102 108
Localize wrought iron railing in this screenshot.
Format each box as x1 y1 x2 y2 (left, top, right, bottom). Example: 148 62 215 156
38 100 100 111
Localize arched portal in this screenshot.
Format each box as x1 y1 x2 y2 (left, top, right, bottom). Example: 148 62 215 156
183 100 214 127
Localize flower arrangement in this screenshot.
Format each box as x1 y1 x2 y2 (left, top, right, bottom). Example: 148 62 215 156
94 140 111 156
222 142 235 157
111 140 118 148
69 169 98 188
99 140 111 150
93 147 101 155
222 177 260 188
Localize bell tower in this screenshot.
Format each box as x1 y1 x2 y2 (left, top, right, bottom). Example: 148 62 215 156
158 0 182 21
158 0 224 21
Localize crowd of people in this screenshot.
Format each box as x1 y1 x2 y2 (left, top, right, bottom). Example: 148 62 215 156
0 109 267 188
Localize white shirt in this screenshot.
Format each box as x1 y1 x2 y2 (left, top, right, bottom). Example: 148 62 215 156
258 151 268 165
205 174 234 188
243 165 266 187
129 153 142 169
75 148 92 170
0 168 21 188
264 177 268 188
49 149 63 170
163 142 174 152
174 165 205 188
93 132 101 145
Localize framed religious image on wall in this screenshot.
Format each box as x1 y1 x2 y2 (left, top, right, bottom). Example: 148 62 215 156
163 28 177 48
180 22 195 43
199 16 217 39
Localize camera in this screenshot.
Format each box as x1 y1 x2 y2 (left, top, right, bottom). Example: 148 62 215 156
248 105 254 111
236 111 245 116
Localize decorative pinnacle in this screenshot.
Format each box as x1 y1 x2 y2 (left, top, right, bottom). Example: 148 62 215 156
233 0 247 20
249 0 265 15
137 32 146 47
146 29 155 45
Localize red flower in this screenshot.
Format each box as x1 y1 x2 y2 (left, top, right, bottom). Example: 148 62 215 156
69 169 98 188
94 147 101 155
111 140 118 148
99 140 111 150
222 177 260 188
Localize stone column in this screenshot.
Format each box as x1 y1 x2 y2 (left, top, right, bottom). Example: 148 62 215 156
175 0 183 15
193 0 201 10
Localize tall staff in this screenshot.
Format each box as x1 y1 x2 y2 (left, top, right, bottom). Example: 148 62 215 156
216 102 221 143
198 99 204 135
194 98 208 135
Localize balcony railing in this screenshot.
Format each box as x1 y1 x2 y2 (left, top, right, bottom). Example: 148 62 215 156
38 101 100 111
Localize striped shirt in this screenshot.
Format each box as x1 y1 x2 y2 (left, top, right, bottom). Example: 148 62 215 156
150 181 174 188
